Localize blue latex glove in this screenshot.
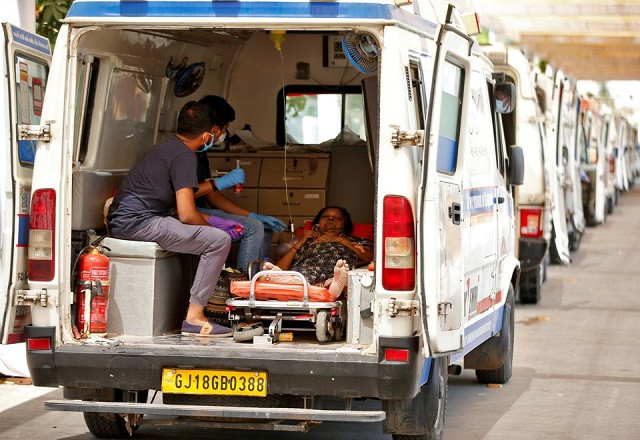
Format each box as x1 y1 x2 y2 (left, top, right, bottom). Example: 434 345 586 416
249 212 287 233
214 168 245 191
206 215 245 240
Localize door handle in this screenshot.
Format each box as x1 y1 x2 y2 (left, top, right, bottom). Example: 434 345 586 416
448 202 462 225
495 196 505 204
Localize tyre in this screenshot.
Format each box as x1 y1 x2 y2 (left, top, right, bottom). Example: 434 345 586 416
548 227 563 264
84 412 135 439
568 230 582 252
315 310 331 342
519 265 541 304
476 285 515 384
384 357 447 440
83 389 147 438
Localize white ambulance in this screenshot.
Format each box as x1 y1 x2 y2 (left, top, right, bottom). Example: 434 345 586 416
579 97 610 226
13 1 523 438
533 69 573 264
481 45 553 304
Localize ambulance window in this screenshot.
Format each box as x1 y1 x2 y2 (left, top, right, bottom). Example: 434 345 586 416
487 81 505 174
75 57 100 164
276 85 366 146
408 61 425 129
14 54 49 166
97 68 162 170
436 61 464 174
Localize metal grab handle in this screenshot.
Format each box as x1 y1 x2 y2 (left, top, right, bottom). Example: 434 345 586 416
448 202 462 225
249 270 310 305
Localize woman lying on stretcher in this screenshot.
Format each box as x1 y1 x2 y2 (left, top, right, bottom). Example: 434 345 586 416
261 206 373 299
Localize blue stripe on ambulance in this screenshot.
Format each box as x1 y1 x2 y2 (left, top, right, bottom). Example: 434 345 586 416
66 1 438 33
418 308 504 386
17 214 29 247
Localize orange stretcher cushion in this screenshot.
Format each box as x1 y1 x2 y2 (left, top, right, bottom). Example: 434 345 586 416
230 280 336 302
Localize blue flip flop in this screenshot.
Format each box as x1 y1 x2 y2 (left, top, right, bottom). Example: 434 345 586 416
181 319 232 338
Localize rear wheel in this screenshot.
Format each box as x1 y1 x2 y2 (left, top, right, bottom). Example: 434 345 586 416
83 389 147 438
519 265 542 304
476 285 515 384
315 310 331 342
384 357 447 440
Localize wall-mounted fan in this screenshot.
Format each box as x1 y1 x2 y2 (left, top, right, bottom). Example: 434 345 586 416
165 57 206 97
341 32 380 74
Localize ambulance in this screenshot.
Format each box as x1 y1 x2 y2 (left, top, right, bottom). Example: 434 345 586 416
481 45 553 304
12 1 523 438
533 69 572 264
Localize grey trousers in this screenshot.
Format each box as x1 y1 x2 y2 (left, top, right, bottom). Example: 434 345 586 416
128 216 231 307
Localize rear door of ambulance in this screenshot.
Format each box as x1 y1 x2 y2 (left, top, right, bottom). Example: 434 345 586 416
0 23 51 344
420 23 470 354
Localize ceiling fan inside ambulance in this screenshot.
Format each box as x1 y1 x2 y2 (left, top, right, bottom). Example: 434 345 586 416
165 56 206 97
342 31 380 74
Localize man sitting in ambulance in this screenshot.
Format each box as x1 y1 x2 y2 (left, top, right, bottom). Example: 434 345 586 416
108 101 236 338
195 95 287 272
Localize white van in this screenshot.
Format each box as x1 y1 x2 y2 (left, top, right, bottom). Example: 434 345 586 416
580 98 609 226
533 70 572 265
0 23 51 347
482 45 552 304
17 1 523 438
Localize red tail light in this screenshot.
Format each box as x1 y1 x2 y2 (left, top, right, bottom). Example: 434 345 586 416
27 337 51 351
520 208 543 239
384 348 409 362
382 195 415 290
609 156 615 174
28 188 56 281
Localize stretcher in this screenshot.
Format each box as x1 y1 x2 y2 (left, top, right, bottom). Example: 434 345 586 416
227 271 345 342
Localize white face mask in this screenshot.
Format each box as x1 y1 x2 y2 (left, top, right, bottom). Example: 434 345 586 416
213 131 226 146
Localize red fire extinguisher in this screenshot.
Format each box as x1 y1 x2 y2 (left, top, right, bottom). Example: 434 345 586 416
76 246 110 334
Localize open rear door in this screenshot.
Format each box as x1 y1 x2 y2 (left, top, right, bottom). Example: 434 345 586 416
549 73 570 265
420 17 471 354
0 24 51 344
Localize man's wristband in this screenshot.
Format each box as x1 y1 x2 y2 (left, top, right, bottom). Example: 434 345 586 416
209 179 218 192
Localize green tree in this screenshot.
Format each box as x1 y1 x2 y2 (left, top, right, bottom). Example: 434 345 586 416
36 0 73 47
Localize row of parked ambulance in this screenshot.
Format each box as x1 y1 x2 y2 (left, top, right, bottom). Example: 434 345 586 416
483 44 639 305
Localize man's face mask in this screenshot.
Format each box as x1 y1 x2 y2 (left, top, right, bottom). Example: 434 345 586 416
496 98 507 113
214 132 226 146
197 132 216 153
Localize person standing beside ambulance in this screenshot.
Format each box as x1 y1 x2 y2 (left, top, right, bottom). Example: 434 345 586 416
107 101 242 337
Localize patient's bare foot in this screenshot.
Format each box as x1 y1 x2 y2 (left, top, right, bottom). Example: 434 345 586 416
261 261 297 283
262 261 281 271
328 260 349 299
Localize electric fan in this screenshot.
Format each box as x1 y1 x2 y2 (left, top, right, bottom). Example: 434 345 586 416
173 62 206 98
341 32 380 74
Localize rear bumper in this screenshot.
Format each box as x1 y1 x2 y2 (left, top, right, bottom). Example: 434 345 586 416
518 237 548 271
26 326 422 400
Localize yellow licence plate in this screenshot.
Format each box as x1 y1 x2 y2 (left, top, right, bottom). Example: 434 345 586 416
162 368 267 397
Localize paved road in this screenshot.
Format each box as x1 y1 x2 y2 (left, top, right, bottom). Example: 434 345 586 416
1 187 639 439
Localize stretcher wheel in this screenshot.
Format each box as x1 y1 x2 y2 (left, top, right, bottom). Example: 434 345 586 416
315 310 331 342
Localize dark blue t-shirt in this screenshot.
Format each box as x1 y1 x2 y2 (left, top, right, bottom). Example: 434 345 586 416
108 135 198 238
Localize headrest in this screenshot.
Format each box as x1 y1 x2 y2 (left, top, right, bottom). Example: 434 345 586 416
296 220 373 240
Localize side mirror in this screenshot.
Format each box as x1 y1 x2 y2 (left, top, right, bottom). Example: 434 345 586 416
494 81 516 114
507 145 525 186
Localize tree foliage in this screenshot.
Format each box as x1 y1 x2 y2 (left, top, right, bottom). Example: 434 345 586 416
36 0 73 47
